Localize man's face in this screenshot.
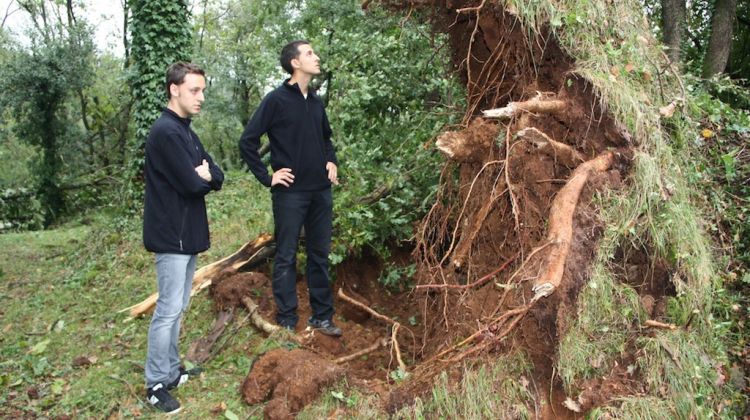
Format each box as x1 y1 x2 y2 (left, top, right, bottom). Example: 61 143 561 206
293 44 321 76
170 73 206 117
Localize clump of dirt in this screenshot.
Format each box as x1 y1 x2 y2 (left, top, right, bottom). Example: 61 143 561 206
210 272 269 311
240 348 345 419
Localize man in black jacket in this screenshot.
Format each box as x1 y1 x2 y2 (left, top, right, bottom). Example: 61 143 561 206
142 62 224 414
239 40 342 337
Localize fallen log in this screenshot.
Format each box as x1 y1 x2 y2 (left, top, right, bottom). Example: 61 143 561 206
482 95 566 119
532 151 615 301
120 233 275 319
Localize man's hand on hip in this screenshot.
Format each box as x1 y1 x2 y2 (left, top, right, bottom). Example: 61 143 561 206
326 162 338 185
271 168 295 187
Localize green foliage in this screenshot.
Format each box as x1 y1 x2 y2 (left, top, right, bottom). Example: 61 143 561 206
0 27 94 226
126 0 193 210
298 1 463 262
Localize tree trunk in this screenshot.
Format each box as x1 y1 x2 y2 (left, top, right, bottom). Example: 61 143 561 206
703 0 737 78
661 0 686 64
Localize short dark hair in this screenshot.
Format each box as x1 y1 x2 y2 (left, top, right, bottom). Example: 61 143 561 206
279 40 310 75
165 62 205 98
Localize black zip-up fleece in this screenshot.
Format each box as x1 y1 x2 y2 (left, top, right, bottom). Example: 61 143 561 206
239 79 337 192
143 108 224 254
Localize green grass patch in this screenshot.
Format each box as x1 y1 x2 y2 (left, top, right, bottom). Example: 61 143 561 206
0 170 277 417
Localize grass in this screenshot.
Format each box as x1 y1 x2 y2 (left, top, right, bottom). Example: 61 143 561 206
0 170 277 418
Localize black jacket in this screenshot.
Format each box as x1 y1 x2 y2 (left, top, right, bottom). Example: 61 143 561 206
239 80 337 192
143 108 224 254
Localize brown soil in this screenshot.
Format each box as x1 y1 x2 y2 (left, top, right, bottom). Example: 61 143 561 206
240 348 345 419
226 2 673 418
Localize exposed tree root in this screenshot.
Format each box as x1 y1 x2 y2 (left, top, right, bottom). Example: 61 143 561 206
532 151 615 301
483 95 566 119
516 127 585 167
416 251 519 290
435 118 498 162
241 296 281 335
335 337 388 364
338 288 409 371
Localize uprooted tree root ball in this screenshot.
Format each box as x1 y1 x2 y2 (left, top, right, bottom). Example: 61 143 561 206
175 2 703 418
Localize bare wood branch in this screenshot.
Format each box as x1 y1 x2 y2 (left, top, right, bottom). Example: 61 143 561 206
644 320 677 330
483 97 566 119
335 337 387 364
391 324 407 372
120 234 274 318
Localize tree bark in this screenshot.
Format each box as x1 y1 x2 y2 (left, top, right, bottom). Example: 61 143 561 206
661 0 686 64
703 0 737 78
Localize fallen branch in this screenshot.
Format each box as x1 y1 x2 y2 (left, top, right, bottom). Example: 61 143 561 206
186 309 235 364
241 296 280 335
483 95 566 119
335 337 388 364
416 251 519 290
532 151 615 301
644 320 677 330
120 233 274 319
516 127 585 167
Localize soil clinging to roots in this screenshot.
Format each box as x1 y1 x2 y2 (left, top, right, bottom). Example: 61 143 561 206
227 2 672 418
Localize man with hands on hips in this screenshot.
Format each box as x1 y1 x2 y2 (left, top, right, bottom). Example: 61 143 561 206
239 40 342 337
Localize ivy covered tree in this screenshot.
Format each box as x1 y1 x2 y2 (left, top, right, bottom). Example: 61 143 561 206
127 0 193 207
0 29 94 227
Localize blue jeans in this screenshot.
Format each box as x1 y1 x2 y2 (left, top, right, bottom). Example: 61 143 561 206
272 188 334 327
145 253 196 388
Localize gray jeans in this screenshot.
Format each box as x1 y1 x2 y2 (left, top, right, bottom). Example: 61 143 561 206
145 253 196 388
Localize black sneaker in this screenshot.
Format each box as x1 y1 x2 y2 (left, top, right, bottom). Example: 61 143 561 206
146 383 181 414
166 366 203 391
308 318 343 337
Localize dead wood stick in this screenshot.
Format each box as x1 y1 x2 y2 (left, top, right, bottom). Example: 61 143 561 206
391 324 407 372
240 296 280 335
483 96 566 119
186 309 235 364
120 234 274 318
644 320 677 330
337 288 399 325
335 338 388 364
416 251 519 290
532 151 614 301
516 127 585 167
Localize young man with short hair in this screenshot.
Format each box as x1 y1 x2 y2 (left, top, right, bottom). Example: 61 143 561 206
239 40 342 337
142 62 224 414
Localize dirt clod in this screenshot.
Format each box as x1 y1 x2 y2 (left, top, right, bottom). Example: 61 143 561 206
240 348 345 419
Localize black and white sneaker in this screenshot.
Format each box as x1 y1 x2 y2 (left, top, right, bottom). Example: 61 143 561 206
308 318 343 337
146 383 181 414
166 366 203 391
